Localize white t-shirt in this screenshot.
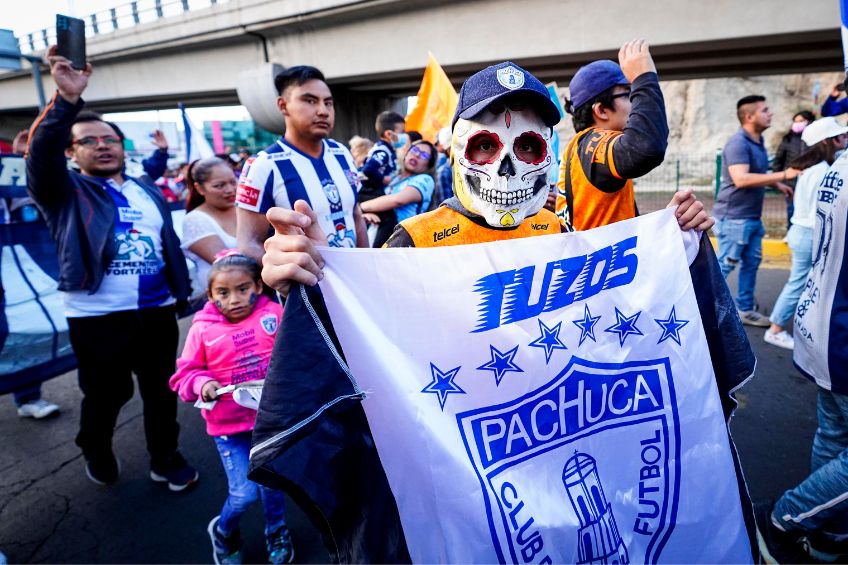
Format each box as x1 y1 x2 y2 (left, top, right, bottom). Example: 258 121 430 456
235 138 360 248
181 209 238 289
794 151 848 392
63 178 174 317
790 161 828 229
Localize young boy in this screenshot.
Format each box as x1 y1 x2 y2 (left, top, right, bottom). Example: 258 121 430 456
359 111 407 247
556 39 667 232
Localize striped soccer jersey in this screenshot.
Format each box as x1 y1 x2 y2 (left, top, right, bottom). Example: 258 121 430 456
236 138 361 248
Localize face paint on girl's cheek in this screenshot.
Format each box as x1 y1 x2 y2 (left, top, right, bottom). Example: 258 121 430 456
214 300 224 312
249 293 257 305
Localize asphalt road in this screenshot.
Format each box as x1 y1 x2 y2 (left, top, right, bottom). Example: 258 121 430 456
0 266 820 563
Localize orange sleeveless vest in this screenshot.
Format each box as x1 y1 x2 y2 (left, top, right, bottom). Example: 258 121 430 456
398 206 561 248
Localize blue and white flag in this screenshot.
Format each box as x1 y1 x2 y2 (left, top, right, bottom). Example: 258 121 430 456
842 0 848 73
179 103 215 162
301 209 752 563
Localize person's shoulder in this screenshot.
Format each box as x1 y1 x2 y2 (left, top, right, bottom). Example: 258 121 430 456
325 138 352 157
410 174 435 188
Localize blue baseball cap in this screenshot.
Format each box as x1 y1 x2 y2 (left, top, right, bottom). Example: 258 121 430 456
568 60 629 111
452 61 561 128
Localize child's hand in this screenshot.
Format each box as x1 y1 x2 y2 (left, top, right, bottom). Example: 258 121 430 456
201 381 222 402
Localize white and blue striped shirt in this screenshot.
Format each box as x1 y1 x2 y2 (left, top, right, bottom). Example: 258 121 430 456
236 138 360 248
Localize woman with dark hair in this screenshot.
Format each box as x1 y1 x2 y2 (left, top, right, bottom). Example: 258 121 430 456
358 140 437 247
764 117 848 350
774 110 815 227
181 157 238 291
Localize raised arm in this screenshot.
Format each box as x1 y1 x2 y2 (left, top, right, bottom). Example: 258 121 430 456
608 40 668 179
26 46 91 211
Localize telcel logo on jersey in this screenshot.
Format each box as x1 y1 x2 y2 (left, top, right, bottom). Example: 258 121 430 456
457 356 680 564
472 236 638 332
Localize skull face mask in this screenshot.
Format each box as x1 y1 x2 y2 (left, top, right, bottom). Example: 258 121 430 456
453 102 553 228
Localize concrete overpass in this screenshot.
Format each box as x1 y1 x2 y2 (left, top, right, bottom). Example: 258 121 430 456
0 0 842 140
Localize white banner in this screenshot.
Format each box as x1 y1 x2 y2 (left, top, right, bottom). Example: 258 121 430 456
318 209 751 564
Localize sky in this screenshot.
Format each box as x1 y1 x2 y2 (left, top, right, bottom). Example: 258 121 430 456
4 0 118 38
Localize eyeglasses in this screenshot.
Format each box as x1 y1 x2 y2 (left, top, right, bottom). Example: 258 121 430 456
408 145 431 160
72 136 123 148
610 90 631 101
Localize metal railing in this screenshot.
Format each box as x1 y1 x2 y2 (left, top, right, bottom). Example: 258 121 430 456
19 0 229 54
634 151 792 238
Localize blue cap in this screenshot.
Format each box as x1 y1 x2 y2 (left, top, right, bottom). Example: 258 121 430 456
568 60 629 111
452 61 561 128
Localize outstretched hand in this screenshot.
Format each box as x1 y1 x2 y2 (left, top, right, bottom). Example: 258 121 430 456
618 39 656 84
262 200 327 296
150 129 169 151
667 188 714 232
46 45 92 104
12 129 28 155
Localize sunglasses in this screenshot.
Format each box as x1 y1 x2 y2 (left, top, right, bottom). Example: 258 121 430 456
72 136 123 148
610 90 632 101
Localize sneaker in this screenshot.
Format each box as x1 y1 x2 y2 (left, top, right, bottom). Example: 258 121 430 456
85 451 121 485
267 527 294 564
150 452 199 492
207 515 243 565
17 398 60 419
799 530 848 563
738 309 771 327
756 502 828 564
764 329 795 350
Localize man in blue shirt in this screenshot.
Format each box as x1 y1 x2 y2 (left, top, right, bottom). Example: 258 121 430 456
821 81 848 117
714 95 799 326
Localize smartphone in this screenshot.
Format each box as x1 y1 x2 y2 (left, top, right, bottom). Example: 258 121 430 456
56 14 86 70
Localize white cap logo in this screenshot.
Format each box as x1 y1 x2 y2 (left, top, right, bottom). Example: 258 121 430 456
497 66 525 90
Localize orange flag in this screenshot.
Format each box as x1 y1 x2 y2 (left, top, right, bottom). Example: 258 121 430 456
405 53 458 142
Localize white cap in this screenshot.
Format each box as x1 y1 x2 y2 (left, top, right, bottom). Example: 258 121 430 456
437 127 452 149
802 117 848 146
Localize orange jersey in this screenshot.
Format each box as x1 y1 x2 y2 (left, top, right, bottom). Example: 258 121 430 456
386 205 561 248
555 128 636 232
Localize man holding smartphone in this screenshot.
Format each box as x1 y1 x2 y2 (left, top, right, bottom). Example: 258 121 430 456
25 46 198 490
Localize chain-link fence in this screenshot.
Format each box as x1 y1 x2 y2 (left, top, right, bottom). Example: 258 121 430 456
634 151 791 238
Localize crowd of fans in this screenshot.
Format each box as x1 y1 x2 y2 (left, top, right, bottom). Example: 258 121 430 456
2 36 848 565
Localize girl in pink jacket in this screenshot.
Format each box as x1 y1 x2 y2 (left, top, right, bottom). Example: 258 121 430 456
169 251 293 565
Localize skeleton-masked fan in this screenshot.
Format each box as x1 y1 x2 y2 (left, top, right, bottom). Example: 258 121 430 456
385 62 563 248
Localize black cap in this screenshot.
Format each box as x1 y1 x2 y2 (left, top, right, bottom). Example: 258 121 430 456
452 62 561 128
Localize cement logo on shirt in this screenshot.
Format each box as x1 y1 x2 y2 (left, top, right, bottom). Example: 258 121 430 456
497 66 525 90
114 229 155 261
456 356 680 564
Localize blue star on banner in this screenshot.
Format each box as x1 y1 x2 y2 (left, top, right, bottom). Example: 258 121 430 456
654 306 690 346
477 345 524 386
572 304 602 346
528 319 567 364
604 308 644 346
421 363 465 411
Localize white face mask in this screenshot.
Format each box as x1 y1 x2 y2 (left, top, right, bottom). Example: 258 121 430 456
453 105 553 227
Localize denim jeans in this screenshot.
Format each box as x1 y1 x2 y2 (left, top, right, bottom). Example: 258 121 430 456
773 388 848 537
12 384 41 407
769 225 813 326
214 432 288 539
716 218 765 312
